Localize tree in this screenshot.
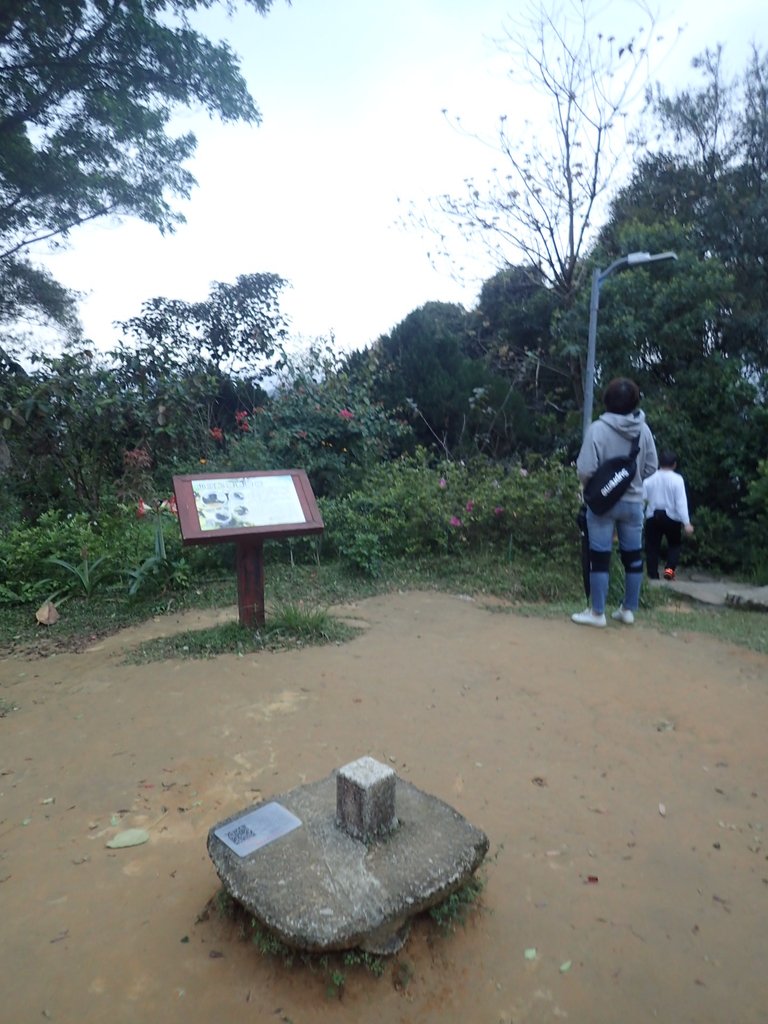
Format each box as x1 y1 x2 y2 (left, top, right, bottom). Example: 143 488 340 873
427 0 661 302
0 0 278 328
580 45 768 542
118 272 290 372
466 265 565 415
610 46 768 370
372 301 533 458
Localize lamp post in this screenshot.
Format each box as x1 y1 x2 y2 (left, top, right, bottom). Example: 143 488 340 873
582 250 678 439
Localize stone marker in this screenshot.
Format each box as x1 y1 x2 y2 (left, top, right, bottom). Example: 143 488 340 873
336 755 397 841
207 758 489 955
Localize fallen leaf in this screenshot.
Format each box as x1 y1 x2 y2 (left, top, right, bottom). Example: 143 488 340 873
659 803 667 817
524 947 537 960
35 600 59 626
106 828 150 849
559 960 572 973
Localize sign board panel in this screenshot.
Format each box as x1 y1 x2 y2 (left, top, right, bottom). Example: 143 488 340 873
173 469 323 545
213 802 302 857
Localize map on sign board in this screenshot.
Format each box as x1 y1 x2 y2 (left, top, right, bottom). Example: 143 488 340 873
213 802 302 857
191 474 306 532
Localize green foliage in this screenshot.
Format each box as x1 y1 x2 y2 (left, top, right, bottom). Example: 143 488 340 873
0 510 108 601
203 341 411 498
467 266 568 432
743 459 768 582
0 503 189 607
123 501 190 598
371 301 532 458
118 273 289 373
321 450 580 577
340 949 386 977
0 275 294 519
250 919 296 965
0 0 277 326
127 606 360 663
267 602 338 641
0 578 52 607
428 875 485 933
47 553 111 600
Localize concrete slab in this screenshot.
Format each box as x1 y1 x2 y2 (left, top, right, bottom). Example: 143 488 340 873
207 770 489 954
649 575 768 611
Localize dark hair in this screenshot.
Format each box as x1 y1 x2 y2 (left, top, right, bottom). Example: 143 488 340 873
659 450 678 468
603 377 640 414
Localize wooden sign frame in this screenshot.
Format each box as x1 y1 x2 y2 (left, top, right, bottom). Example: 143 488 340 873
172 470 324 627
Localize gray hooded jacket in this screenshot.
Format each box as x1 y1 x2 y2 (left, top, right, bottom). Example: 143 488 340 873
577 410 658 502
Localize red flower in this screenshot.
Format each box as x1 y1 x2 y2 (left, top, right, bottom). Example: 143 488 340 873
160 495 178 516
235 410 250 432
339 408 354 421
137 498 148 518
210 427 224 442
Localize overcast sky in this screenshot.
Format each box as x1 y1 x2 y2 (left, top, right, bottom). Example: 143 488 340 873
39 0 763 355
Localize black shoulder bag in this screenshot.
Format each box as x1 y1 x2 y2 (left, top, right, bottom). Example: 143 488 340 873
582 433 641 515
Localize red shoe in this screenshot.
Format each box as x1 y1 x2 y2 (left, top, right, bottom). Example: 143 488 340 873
663 568 676 581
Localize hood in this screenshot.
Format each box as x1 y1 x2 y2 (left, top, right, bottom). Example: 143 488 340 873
598 409 646 440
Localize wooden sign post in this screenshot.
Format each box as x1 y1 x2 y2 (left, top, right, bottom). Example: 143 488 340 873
172 470 324 628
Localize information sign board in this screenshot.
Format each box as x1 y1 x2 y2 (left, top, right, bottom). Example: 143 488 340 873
172 469 323 627
173 469 323 545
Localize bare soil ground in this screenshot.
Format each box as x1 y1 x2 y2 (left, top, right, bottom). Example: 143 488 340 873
1 591 767 1024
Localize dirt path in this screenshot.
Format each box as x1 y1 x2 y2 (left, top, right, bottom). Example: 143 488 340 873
1 591 767 1024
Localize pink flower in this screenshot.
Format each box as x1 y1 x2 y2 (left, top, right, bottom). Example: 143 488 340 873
439 477 447 489
449 515 463 527
466 500 475 513
339 408 354 421
136 498 148 518
494 506 504 517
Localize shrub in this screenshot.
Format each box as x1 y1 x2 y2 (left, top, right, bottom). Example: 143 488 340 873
0 503 189 606
320 450 580 576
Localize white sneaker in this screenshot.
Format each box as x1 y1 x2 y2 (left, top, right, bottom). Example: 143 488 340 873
571 608 607 627
611 607 635 625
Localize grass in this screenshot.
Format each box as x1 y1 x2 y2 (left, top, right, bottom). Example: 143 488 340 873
1 552 766 659
428 874 486 933
125 603 360 663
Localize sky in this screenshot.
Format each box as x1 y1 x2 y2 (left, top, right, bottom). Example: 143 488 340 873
38 0 764 356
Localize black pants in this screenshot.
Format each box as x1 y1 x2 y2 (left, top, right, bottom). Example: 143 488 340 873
645 510 683 579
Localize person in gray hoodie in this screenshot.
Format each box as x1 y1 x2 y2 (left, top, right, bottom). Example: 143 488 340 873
572 377 658 627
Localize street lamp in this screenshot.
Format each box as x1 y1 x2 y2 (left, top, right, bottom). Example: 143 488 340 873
582 250 678 438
